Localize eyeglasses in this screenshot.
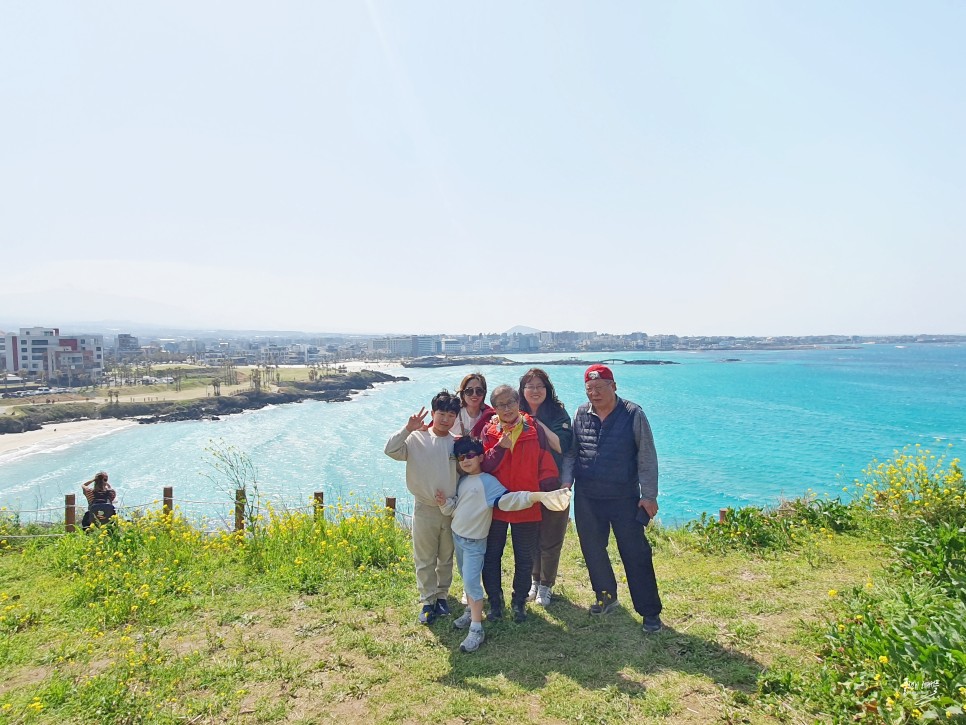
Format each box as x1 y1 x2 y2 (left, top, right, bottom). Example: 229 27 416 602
493 399 518 410
462 387 485 397
457 452 481 461
523 384 545 392
585 383 613 394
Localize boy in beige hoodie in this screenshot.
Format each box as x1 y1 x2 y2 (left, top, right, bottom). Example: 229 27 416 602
385 390 462 625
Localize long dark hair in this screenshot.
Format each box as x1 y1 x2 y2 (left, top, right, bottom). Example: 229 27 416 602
518 368 566 421
93 471 109 493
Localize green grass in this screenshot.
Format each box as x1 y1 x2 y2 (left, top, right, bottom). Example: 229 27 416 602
0 447 963 724
0 508 882 723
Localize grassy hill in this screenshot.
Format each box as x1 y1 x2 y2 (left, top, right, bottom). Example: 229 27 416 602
0 447 963 724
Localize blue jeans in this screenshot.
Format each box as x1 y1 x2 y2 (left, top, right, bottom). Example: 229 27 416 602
574 493 662 618
453 533 486 602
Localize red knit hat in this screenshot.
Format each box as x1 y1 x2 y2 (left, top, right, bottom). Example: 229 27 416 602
584 364 614 382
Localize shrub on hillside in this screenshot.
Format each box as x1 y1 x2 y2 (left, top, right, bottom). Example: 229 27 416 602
787 495 856 533
761 447 966 723
854 445 965 529
258 501 410 594
687 505 793 553
814 586 966 722
892 520 966 602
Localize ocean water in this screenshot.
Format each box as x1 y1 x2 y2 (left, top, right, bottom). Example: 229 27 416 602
1 344 964 525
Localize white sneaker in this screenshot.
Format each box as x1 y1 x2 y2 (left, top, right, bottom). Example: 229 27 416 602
460 627 485 653
453 609 472 629
460 591 468 605
535 585 552 607
527 580 538 602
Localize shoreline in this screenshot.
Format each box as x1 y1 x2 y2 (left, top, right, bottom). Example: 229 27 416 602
0 418 137 460
0 368 408 452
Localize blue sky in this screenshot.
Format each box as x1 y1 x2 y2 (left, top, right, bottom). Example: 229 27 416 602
1 2 963 335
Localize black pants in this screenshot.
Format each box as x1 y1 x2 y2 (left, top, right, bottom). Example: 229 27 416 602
482 519 539 607
574 493 662 618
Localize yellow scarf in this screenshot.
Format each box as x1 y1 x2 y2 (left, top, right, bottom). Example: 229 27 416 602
500 416 526 451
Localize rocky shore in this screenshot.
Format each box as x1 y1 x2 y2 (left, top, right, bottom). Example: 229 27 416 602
0 370 408 434
402 355 678 368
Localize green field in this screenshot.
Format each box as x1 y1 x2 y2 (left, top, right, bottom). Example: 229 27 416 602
0 447 963 724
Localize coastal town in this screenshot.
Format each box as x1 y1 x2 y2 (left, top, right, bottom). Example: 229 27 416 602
2 324 964 389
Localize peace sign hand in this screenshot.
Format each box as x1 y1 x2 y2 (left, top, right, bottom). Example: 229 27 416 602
406 407 431 432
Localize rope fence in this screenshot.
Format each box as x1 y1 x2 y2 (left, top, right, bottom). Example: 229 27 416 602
0 488 412 540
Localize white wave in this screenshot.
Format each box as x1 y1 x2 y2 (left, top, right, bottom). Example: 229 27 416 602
0 422 135 466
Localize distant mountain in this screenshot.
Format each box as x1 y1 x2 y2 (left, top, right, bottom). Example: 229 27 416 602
504 325 542 335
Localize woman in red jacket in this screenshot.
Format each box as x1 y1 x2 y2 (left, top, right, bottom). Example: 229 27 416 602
480 384 560 622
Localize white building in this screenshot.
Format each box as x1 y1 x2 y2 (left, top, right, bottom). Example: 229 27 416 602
0 327 105 381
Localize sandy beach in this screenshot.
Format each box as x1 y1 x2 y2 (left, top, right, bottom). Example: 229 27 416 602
0 418 136 459
0 362 402 461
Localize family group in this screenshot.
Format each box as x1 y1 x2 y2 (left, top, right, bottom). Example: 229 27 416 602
385 364 663 654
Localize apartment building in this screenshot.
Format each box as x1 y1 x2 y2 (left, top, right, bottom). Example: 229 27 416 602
0 327 105 381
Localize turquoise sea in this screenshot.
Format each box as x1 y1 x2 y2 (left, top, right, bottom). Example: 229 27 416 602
1 344 964 526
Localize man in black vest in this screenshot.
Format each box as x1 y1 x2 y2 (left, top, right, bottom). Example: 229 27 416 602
561 364 663 633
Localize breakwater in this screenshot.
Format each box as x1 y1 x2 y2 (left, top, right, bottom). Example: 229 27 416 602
402 355 677 368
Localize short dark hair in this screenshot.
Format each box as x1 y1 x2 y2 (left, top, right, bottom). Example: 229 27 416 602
431 389 461 414
453 436 484 458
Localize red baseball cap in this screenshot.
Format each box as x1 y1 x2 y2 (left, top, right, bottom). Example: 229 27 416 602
584 364 614 382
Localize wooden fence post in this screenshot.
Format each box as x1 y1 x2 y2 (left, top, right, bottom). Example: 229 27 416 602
163 486 173 515
65 494 76 533
313 491 324 519
385 497 396 520
235 488 246 532
719 508 728 524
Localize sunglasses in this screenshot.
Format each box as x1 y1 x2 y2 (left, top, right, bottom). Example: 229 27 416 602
462 387 485 397
457 452 481 461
